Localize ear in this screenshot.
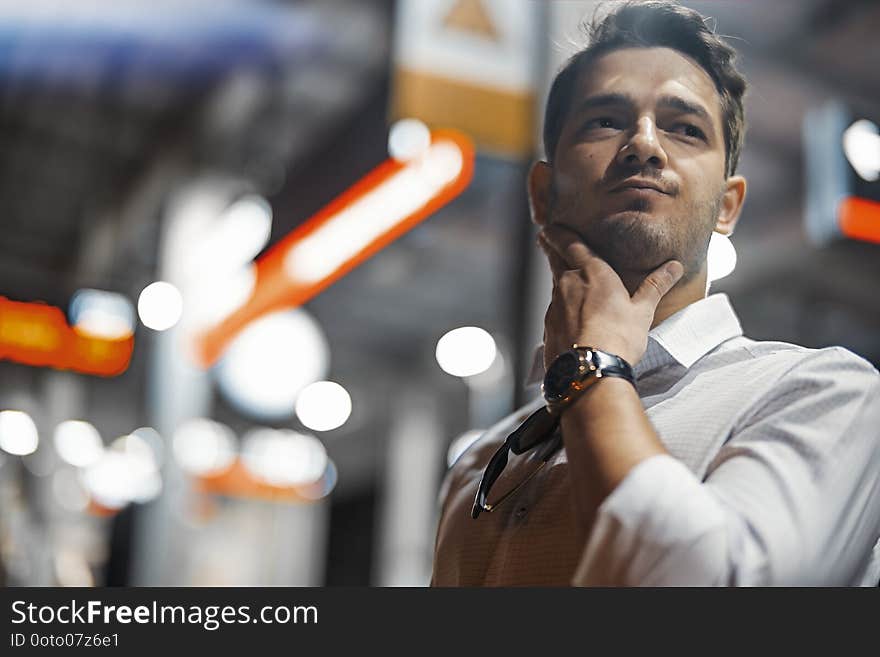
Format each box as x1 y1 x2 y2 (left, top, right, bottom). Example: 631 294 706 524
527 160 553 226
714 174 747 236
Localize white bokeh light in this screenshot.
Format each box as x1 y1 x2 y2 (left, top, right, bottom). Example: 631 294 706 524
110 433 160 499
214 309 329 421
295 381 352 432
172 418 236 477
298 459 338 500
80 433 162 508
707 231 737 282
435 326 497 378
208 195 273 268
137 281 183 331
80 452 136 510
186 264 256 329
0 410 39 456
465 349 507 390
112 433 163 503
183 193 272 329
241 428 328 487
131 427 164 466
843 119 880 182
388 118 431 162
52 468 90 513
69 289 135 340
53 420 103 468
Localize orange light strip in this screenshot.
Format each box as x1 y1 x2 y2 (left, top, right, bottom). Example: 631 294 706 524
84 458 329 515
194 458 327 503
194 129 475 367
839 196 880 244
0 296 133 376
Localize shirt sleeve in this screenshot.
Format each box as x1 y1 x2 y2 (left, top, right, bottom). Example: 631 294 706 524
571 347 880 586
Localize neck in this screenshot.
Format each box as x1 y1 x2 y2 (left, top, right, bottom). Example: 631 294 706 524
618 264 709 330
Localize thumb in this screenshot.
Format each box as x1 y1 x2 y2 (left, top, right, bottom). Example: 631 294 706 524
633 260 684 308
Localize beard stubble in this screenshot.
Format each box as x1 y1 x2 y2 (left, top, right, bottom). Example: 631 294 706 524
548 180 723 285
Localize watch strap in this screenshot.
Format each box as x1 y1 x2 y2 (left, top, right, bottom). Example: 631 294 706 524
588 348 635 385
544 346 635 413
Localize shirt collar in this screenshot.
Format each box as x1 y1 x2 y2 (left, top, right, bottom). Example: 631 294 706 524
524 293 743 386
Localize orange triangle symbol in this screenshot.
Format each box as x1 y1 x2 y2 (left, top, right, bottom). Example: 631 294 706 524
442 0 499 41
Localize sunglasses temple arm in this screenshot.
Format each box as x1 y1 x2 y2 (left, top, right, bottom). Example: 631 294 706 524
471 438 511 519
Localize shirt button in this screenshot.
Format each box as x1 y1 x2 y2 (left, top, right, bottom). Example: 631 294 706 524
515 506 528 519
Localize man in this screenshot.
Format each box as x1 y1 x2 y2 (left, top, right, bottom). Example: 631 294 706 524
431 0 880 586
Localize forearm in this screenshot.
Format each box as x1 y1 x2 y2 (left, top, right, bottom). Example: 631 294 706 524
561 380 729 585
559 376 668 530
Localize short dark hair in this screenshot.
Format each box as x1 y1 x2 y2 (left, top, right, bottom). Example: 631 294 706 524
542 0 747 177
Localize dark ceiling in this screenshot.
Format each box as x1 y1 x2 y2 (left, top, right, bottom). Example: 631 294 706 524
0 0 390 308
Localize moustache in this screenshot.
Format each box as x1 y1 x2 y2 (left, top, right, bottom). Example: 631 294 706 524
603 168 679 196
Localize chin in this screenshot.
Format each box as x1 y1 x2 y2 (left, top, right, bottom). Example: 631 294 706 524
585 217 679 273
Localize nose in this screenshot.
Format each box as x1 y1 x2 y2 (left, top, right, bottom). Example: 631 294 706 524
617 116 668 169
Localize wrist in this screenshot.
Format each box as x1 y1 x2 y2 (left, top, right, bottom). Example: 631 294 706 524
547 336 642 369
542 345 636 415
579 338 641 366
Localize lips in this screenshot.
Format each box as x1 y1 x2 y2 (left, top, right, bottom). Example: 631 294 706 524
611 179 670 195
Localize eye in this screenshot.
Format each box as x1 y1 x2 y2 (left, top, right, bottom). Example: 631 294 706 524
672 123 707 140
583 116 620 131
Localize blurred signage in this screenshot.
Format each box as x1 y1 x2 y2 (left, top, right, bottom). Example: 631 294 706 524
803 102 880 245
194 126 474 367
391 0 539 157
0 296 133 376
194 459 328 504
85 459 328 517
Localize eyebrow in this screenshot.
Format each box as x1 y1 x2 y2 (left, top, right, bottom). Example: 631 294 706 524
572 92 714 125
656 95 713 124
571 92 632 116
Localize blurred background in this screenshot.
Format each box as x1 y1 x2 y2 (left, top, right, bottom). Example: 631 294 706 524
1 0 878 586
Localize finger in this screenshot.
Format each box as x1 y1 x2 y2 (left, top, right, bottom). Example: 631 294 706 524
540 224 596 271
537 232 570 283
633 260 684 308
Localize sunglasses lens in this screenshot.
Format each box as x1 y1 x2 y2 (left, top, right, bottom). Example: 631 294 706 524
509 406 559 454
471 405 561 519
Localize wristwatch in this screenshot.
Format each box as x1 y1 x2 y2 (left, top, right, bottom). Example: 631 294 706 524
542 345 635 415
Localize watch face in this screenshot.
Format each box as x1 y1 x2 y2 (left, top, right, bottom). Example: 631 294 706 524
543 350 580 401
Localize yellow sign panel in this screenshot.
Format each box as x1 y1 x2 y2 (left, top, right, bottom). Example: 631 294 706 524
392 0 539 158
443 0 499 40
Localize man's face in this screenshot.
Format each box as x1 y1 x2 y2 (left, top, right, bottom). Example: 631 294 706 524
545 47 730 280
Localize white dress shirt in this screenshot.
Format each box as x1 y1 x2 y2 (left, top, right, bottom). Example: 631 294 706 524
514 293 880 585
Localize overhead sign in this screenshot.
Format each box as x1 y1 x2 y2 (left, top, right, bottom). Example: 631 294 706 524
804 102 880 245
392 0 539 157
443 0 499 40
194 126 474 367
0 296 133 376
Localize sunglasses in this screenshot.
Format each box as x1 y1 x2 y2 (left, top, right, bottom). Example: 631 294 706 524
471 405 563 519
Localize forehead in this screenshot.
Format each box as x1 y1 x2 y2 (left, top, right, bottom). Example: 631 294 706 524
573 46 722 123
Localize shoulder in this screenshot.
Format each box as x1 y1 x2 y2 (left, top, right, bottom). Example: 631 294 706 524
735 339 879 388
732 341 880 432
